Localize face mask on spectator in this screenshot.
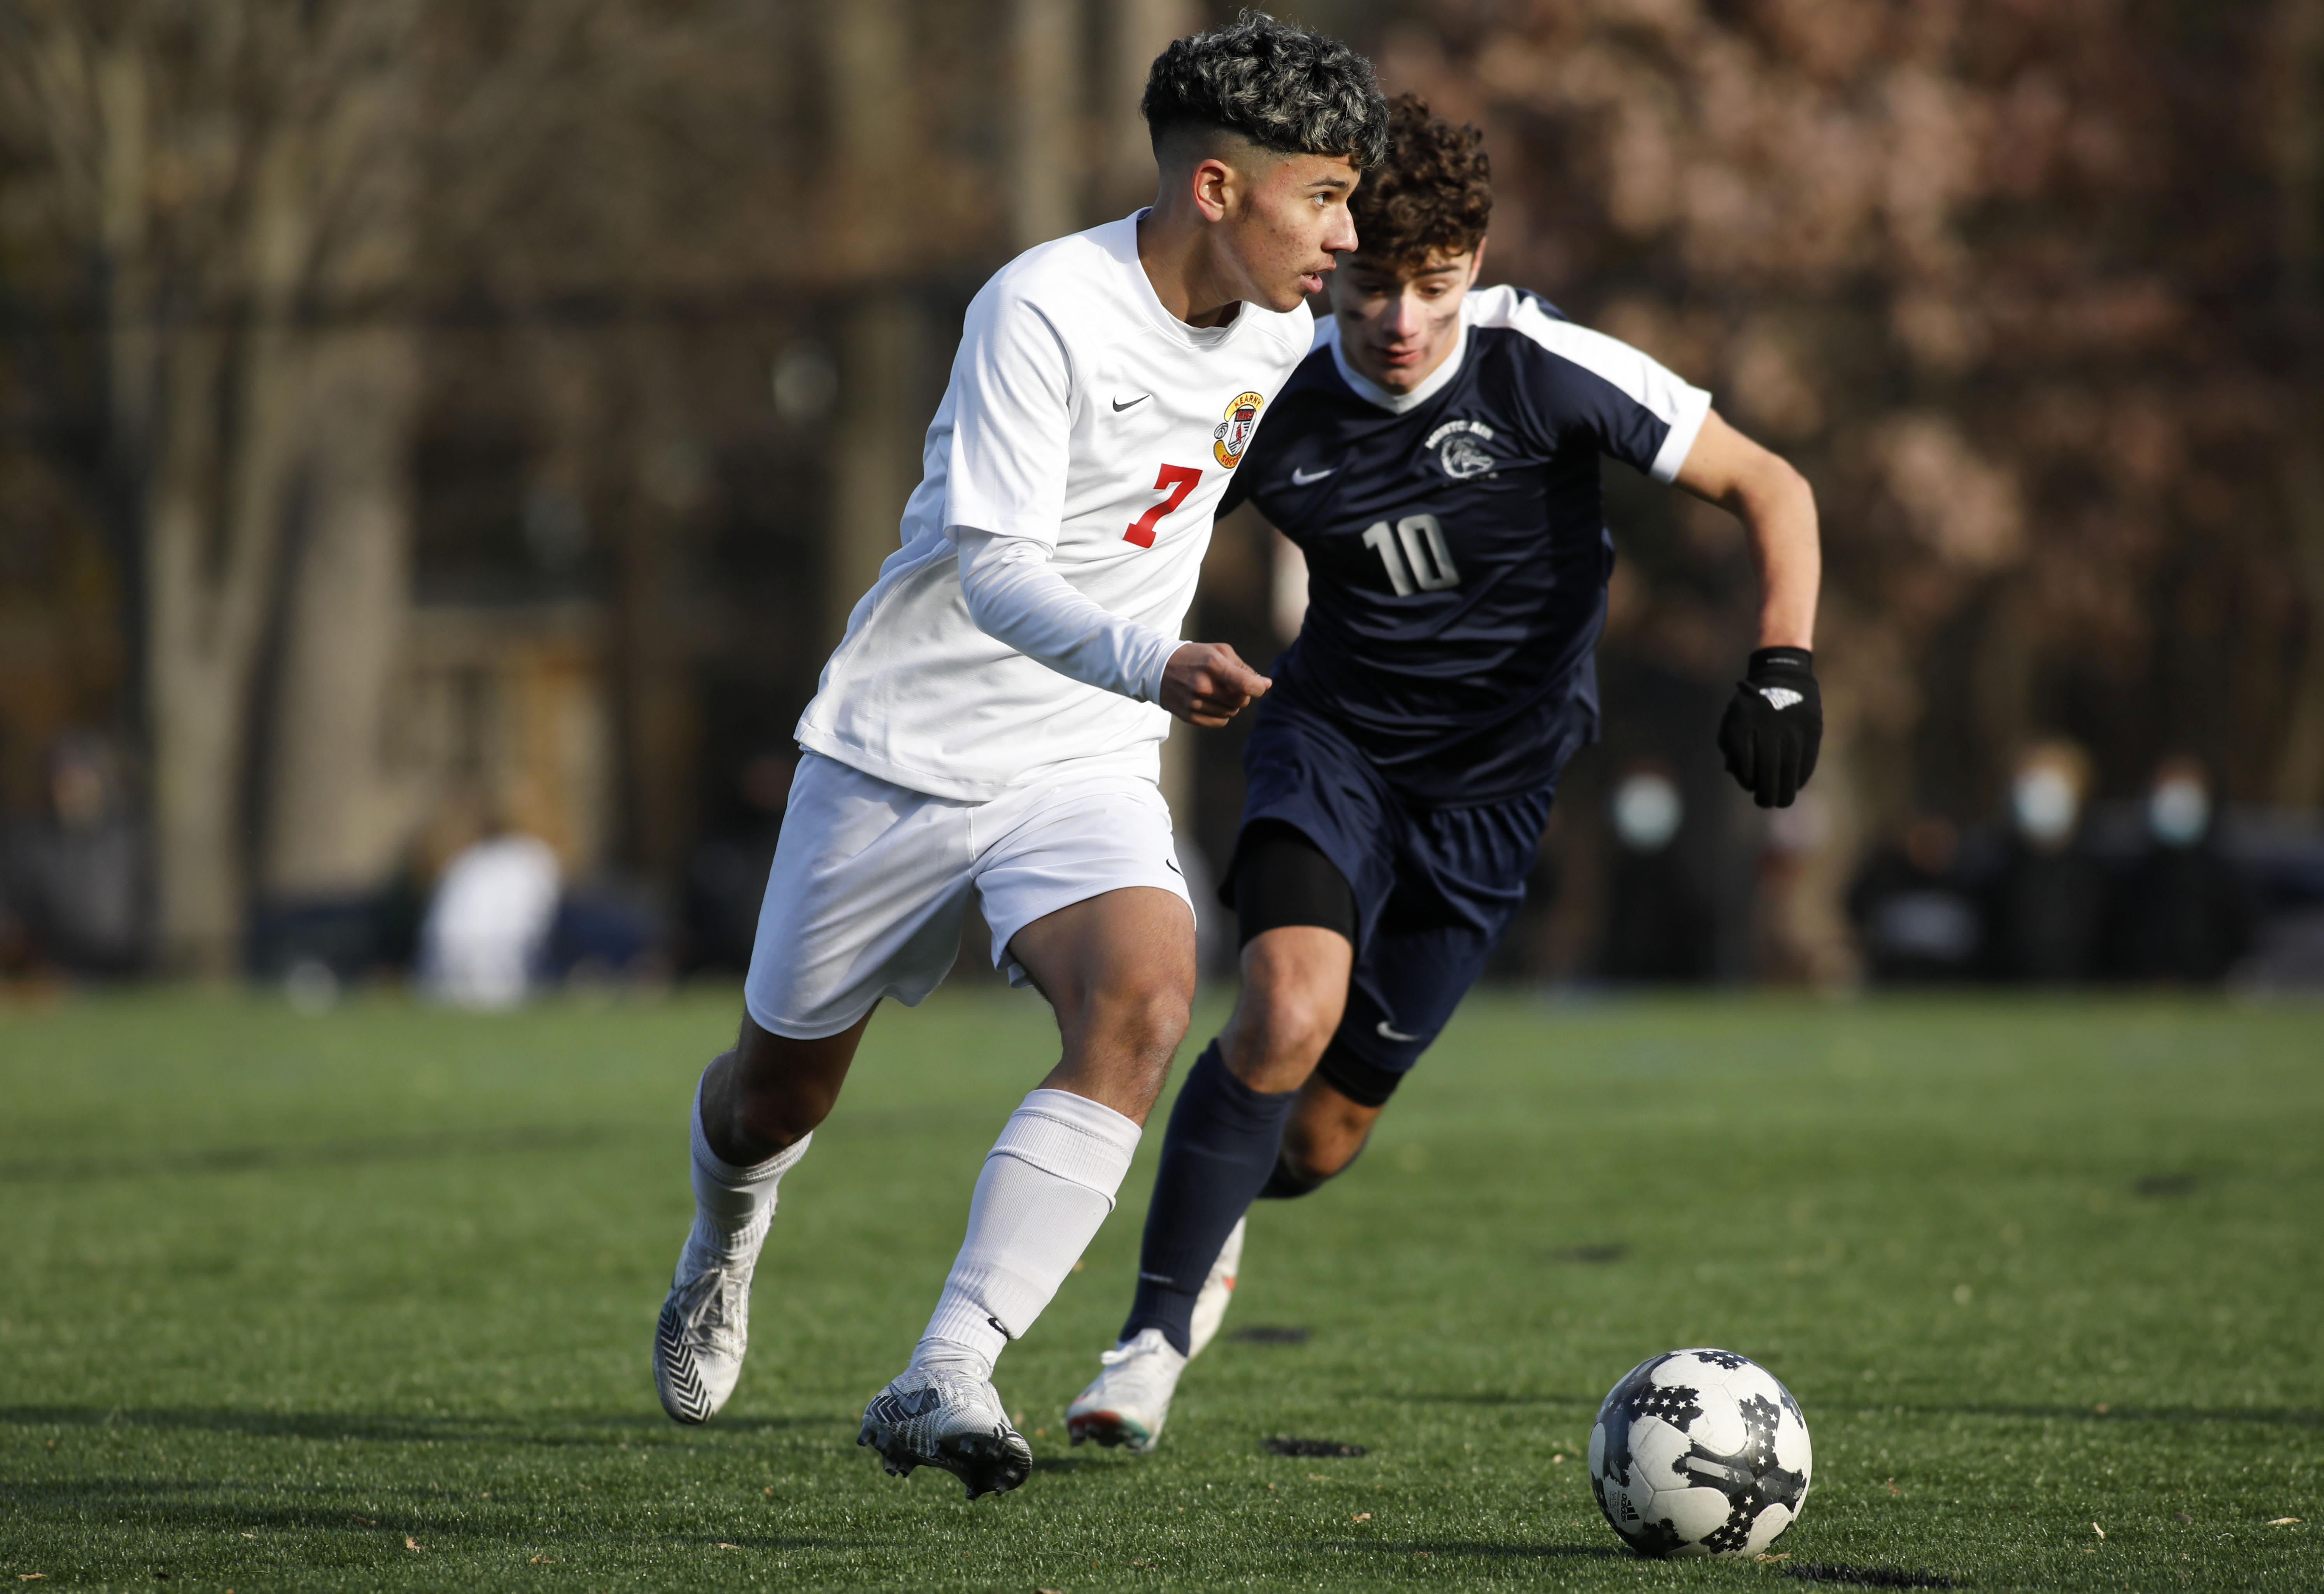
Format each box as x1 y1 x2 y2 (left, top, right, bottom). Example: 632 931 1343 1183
1611 772 1683 853
2012 767 2079 846
2148 775 2210 848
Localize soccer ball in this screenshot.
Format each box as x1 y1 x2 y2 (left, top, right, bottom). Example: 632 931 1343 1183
1587 1348 1812 1558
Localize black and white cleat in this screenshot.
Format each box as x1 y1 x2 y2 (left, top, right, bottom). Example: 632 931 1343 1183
652 1247 758 1425
858 1368 1033 1501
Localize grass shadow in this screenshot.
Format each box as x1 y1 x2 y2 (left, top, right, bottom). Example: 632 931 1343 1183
0 1125 629 1183
1319 1537 1626 1560
1785 1564 1956 1588
0 1405 830 1446
1880 1402 2322 1429
0 1476 872 1557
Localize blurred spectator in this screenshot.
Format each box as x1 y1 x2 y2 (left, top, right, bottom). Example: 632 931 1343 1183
1 733 151 976
2110 758 2254 983
1599 764 1714 981
1753 786 1860 988
549 878 665 988
417 823 561 1008
1849 815 1981 981
681 751 794 974
246 895 391 996
1985 741 2108 983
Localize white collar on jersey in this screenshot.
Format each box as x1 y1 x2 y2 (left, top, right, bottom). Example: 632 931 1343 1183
1319 295 1473 414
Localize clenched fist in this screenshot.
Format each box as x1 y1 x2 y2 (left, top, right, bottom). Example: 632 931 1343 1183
1161 643 1272 728
1718 646 1822 808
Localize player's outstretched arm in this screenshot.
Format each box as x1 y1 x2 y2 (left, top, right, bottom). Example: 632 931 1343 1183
954 528 1270 728
1159 642 1271 729
1673 410 1824 808
1674 409 1819 651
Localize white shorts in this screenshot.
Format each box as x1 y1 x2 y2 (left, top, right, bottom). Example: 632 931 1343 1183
744 751 1193 1039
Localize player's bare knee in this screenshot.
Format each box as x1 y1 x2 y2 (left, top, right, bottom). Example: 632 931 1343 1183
1114 976 1193 1066
1223 985 1336 1090
1058 967 1189 1069
1265 988 1341 1067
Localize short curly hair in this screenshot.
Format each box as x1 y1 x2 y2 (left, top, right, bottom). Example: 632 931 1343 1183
1143 11 1390 169
1348 94 1493 268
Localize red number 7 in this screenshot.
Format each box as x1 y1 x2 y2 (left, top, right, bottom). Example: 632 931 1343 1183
1124 463 1203 548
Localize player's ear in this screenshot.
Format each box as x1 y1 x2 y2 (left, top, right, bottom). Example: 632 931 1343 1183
1189 155 1236 223
1154 123 1240 224
1466 236 1489 286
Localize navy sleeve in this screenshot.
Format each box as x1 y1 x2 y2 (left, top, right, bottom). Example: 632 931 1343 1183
1219 464 1253 519
1479 290 1711 485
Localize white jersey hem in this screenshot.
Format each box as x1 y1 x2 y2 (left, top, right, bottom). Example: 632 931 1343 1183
794 724 1164 805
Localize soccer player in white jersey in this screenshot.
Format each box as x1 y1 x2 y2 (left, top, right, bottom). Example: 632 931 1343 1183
649 15 1391 1501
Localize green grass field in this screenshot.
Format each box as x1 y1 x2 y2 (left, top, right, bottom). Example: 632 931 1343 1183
2 986 2319 1591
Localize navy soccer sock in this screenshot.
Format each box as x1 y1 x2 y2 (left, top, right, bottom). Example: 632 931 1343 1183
1121 1041 1296 1355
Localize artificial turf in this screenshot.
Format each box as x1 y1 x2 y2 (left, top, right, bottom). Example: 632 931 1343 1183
0 985 2317 1591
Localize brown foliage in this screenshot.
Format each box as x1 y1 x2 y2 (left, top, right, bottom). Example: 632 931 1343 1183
1390 0 2322 814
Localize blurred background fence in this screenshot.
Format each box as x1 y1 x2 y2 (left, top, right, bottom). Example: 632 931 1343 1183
2 0 2321 997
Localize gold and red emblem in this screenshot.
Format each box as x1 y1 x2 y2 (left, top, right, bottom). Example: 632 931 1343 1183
1212 390 1266 469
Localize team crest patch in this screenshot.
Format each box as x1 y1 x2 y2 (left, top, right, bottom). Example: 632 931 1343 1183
1426 418 1498 480
1213 390 1266 469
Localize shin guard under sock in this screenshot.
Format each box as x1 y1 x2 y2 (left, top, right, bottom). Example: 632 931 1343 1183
1121 1041 1296 1354
914 1088 1142 1380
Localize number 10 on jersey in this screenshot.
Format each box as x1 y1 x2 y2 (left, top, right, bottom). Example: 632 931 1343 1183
1364 513 1461 594
1125 464 1203 548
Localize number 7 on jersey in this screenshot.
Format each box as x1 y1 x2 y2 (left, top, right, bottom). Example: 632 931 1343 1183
1124 464 1203 548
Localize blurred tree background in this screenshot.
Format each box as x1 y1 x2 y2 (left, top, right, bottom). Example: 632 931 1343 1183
0 0 2317 984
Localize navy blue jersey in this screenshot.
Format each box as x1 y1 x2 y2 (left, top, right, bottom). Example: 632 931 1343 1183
1221 286 1711 807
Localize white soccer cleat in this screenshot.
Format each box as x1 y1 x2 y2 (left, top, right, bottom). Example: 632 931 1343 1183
652 1227 763 1425
1066 1327 1190 1453
858 1367 1034 1501
1185 1215 1245 1361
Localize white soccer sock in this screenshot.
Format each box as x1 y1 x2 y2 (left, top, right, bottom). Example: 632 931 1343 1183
686 1070 812 1263
912 1088 1142 1380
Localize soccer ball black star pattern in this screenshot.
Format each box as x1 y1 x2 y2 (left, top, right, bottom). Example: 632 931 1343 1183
1586 1348 1812 1559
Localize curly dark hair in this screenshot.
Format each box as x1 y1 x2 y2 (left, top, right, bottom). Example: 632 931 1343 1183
1142 11 1389 169
1347 94 1493 267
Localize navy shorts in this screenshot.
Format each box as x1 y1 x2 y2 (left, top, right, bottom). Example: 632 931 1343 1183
1228 705 1554 1104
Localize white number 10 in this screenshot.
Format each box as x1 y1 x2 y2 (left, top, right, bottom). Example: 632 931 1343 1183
1362 514 1461 595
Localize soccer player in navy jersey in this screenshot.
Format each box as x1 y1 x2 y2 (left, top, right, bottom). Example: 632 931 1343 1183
1068 95 1824 1452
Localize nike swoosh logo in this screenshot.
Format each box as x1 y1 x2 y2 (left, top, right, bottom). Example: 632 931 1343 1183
1291 466 1336 485
1164 858 1183 876
1376 1020 1422 1043
1112 393 1151 411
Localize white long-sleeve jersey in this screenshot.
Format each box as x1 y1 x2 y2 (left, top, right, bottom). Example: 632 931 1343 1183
795 212 1314 802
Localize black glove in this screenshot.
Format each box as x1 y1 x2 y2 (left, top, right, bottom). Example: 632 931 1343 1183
1719 646 1821 808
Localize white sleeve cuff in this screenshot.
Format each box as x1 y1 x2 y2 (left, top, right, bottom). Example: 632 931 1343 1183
1649 385 1713 484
